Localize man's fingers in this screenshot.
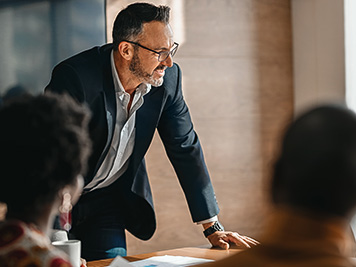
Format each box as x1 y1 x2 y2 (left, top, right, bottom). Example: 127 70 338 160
216 238 230 250
226 232 251 248
242 235 260 245
226 232 259 247
207 231 259 250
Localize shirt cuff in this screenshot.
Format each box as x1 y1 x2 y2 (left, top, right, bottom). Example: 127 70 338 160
195 216 218 225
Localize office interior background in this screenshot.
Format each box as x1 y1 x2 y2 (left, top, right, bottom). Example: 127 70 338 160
0 0 355 255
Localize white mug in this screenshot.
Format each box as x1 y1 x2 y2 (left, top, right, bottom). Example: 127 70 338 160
50 229 68 242
52 239 81 267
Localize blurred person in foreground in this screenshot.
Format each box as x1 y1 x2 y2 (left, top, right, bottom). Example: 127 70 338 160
0 93 91 267
198 105 356 267
45 2 258 261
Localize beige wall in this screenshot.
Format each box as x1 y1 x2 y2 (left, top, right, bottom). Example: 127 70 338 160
291 0 345 114
107 0 293 255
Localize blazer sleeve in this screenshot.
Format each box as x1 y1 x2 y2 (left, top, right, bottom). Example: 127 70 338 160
157 63 220 222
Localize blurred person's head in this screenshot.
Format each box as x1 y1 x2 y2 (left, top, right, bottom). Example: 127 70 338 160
272 105 356 219
0 93 91 233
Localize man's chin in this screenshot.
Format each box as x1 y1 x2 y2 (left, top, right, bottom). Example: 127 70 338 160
149 77 164 87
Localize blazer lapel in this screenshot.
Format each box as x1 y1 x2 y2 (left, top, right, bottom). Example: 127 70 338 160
93 45 116 173
101 45 116 136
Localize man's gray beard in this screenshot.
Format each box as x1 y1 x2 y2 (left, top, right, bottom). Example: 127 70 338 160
129 53 164 87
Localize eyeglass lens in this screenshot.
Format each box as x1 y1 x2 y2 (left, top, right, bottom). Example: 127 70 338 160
158 44 178 62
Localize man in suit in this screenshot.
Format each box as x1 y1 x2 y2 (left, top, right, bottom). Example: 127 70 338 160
46 2 258 261
197 105 356 267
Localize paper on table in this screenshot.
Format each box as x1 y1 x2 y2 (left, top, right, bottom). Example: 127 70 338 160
108 256 132 267
130 255 214 267
108 255 213 267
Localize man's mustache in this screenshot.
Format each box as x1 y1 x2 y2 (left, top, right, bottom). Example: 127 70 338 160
155 65 166 71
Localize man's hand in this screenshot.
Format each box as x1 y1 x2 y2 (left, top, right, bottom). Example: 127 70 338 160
202 222 259 250
207 230 259 250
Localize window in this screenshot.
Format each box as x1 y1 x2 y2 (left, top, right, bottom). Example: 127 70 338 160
0 0 106 95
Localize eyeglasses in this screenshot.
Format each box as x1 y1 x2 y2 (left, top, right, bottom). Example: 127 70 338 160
123 40 179 62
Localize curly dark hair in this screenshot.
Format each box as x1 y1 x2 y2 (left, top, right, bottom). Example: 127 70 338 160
112 2 171 50
0 93 91 217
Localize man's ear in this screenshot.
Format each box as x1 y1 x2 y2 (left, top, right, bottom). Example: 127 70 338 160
118 41 134 60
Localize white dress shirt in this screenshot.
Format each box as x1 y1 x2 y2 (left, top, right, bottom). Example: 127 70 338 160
84 51 151 191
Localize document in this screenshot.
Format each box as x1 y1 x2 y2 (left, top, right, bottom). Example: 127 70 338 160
109 255 214 267
109 256 132 267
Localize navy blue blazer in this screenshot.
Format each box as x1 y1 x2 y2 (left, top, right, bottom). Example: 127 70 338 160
45 44 219 240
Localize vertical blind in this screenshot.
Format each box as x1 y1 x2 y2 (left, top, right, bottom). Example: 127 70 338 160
0 0 106 96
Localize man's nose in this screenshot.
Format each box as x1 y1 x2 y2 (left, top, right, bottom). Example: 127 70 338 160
161 54 173 67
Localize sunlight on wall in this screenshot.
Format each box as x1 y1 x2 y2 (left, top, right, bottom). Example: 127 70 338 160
168 0 185 45
345 0 356 112
345 0 356 236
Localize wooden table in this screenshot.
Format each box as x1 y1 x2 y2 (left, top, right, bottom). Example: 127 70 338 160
87 246 243 267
